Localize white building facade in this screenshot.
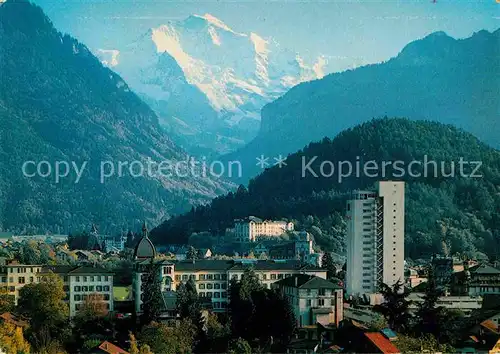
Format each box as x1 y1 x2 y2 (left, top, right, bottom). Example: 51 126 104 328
233 216 294 242
346 181 405 296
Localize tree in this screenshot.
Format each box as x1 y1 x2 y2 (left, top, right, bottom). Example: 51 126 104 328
416 266 445 336
0 287 15 313
141 262 163 326
321 252 337 279
228 338 252 354
0 321 31 354
139 344 153 354
129 332 139 354
397 333 454 353
72 293 113 350
373 281 412 333
176 279 202 327
186 246 198 261
140 319 196 354
17 272 69 347
76 293 109 319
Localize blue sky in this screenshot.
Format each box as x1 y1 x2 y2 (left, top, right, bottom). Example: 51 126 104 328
34 0 499 71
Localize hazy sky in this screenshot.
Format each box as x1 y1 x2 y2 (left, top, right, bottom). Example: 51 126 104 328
34 0 499 72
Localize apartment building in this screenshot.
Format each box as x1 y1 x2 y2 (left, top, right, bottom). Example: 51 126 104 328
132 222 326 313
133 258 327 313
46 266 114 317
0 261 43 304
0 261 113 317
346 181 405 296
273 274 343 328
232 216 294 242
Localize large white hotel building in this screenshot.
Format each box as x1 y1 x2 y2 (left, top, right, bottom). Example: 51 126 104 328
346 181 405 296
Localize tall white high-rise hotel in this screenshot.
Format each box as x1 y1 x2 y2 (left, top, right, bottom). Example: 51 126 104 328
346 181 405 296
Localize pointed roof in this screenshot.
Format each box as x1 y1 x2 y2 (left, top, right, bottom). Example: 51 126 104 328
133 222 156 260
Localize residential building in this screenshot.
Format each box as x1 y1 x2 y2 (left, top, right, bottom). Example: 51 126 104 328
0 261 113 317
232 216 294 242
0 261 43 304
453 263 500 296
42 265 114 317
346 181 405 296
273 274 343 328
132 226 327 314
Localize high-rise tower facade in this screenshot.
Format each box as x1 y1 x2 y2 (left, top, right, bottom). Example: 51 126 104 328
346 181 405 296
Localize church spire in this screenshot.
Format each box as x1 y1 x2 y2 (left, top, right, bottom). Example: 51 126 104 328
142 220 148 236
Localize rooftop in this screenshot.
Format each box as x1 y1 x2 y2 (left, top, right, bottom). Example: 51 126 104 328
364 332 400 354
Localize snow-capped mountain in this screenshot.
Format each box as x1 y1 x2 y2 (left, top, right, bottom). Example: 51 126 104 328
96 13 329 156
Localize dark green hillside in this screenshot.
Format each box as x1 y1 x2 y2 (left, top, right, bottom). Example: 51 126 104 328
152 118 500 259
0 0 229 233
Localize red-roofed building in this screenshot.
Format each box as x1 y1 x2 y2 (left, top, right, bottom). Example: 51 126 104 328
362 332 401 354
89 341 129 354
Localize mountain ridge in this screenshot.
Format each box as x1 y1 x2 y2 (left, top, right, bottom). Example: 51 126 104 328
223 27 500 182
0 0 230 234
152 118 500 259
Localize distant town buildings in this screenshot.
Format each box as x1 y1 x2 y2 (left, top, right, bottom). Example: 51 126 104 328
346 181 405 296
230 216 294 242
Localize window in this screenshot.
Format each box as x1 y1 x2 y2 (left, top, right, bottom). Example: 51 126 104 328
199 274 206 280
214 283 220 289
221 292 227 298
8 287 14 292
89 286 94 291
90 276 94 282
83 276 87 282
306 299 311 306
104 276 109 282
175 275 181 281
97 276 102 281
8 277 13 283
278 274 283 279
74 286 81 292
214 274 221 280
363 280 370 283
74 295 81 301
221 283 227 290
319 288 326 296
96 286 103 292
199 292 205 297
103 286 110 292
104 294 110 301
221 274 227 280
271 274 277 280
18 277 25 284
207 274 213 280
262 274 267 280
82 286 88 292
182 275 188 281
199 284 206 289
75 276 80 282
207 284 213 290
206 292 213 298
347 203 350 211
214 292 220 298
363 273 371 277
318 299 325 306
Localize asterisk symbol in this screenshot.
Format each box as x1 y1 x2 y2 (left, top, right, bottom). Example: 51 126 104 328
274 155 287 168
256 155 270 169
